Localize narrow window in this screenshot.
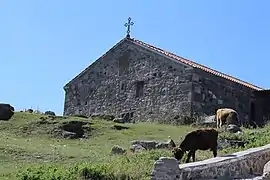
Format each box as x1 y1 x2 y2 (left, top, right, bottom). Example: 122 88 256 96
120 82 126 91
136 81 144 97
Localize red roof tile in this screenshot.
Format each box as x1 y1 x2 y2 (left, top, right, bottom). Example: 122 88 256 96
132 39 263 91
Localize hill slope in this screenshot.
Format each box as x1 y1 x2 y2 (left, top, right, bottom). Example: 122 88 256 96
1 112 270 179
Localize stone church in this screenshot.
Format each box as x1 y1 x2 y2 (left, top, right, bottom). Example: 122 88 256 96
63 25 264 124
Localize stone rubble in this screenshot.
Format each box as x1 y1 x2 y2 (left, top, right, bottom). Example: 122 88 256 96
111 145 126 155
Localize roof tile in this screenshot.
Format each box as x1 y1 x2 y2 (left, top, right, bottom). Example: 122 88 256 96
132 39 263 91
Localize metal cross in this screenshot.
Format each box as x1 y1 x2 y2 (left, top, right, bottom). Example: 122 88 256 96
124 17 134 38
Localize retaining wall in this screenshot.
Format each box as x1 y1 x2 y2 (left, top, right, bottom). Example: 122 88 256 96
151 144 270 180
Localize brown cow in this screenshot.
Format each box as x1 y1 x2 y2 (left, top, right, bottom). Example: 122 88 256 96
216 108 239 128
171 128 218 163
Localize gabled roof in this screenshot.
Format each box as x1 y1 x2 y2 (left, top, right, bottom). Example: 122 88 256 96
131 39 263 91
64 37 263 91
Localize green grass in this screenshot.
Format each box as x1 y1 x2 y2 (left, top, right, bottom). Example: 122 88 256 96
1 112 270 179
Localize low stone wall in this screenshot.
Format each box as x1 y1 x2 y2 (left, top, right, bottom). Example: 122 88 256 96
151 144 270 180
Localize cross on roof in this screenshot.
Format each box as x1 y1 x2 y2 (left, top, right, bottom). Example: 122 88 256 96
124 17 134 38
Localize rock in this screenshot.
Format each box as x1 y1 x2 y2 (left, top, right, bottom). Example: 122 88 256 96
155 139 176 149
26 109 33 113
0 103 14 121
62 131 78 139
131 138 176 152
111 145 126 155
218 139 246 150
113 118 125 123
112 125 130 130
59 120 90 139
130 144 146 153
151 157 180 180
45 111 56 116
131 140 158 150
155 142 169 149
226 124 242 133
262 161 270 179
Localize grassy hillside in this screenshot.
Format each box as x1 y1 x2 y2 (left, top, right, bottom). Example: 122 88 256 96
1 112 270 180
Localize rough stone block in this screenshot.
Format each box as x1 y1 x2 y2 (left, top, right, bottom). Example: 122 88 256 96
151 157 180 180
151 144 270 180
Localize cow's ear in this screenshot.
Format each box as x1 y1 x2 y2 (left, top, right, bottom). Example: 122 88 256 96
169 136 176 148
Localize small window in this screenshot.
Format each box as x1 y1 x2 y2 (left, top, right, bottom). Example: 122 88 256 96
135 81 144 97
120 82 126 91
161 87 168 96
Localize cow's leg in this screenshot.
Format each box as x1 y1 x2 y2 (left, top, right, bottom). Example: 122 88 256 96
216 118 219 128
220 115 226 128
216 116 220 128
192 150 196 162
212 147 217 157
186 151 193 163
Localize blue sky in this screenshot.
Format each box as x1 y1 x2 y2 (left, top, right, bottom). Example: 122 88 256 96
1 0 269 115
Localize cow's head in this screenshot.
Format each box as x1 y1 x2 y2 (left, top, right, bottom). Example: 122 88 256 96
172 147 185 161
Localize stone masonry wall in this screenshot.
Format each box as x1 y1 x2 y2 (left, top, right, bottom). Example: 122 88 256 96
251 90 270 126
64 39 195 123
151 144 270 179
191 68 255 121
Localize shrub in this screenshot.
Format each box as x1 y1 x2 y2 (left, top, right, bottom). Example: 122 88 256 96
16 163 131 180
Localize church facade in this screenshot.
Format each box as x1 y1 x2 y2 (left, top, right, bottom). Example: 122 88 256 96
63 36 263 124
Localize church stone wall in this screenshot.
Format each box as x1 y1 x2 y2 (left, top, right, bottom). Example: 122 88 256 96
191 68 254 120
64 39 256 123
63 39 195 123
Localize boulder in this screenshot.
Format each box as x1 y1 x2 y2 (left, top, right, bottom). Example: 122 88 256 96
45 111 56 116
26 109 33 113
151 157 180 180
59 120 90 139
111 145 126 155
0 103 14 121
262 160 270 179
226 124 242 133
217 139 246 150
131 140 158 150
113 118 125 123
130 144 146 153
62 131 78 139
156 139 176 149
131 139 175 151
